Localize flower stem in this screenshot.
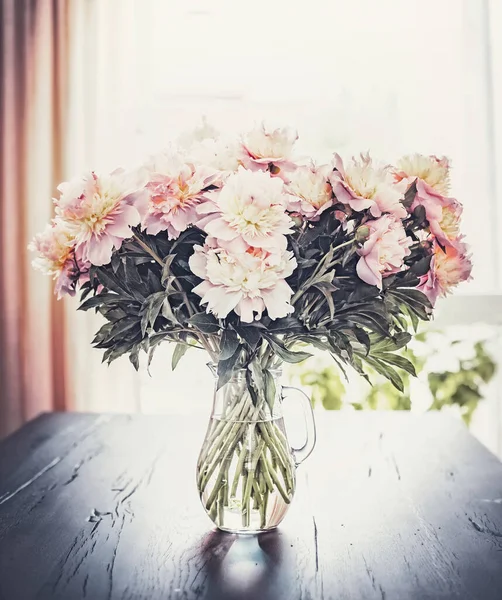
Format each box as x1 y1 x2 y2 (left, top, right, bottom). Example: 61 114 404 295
197 386 295 529
231 445 247 497
132 234 164 265
331 238 355 253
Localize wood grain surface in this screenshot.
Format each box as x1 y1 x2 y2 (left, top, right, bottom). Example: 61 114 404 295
0 411 501 600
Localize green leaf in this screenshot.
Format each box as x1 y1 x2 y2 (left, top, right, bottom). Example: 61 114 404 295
313 282 335 320
140 309 150 337
341 246 356 268
353 327 371 354
391 288 432 309
267 316 305 334
96 268 132 297
79 293 121 311
129 346 140 371
294 335 331 352
376 352 417 377
363 356 405 392
330 352 349 382
110 317 139 338
345 312 390 339
146 342 159 374
111 253 122 273
236 325 262 350
148 331 172 346
413 204 426 225
402 304 419 331
220 329 240 361
93 322 113 345
102 342 133 364
311 270 335 287
245 368 260 406
94 318 139 348
263 335 312 363
147 269 163 294
328 332 353 362
79 282 93 301
370 332 411 353
188 312 220 334
172 343 189 370
161 255 176 286
124 259 142 288
161 296 178 324
337 301 387 318
101 347 114 364
217 345 242 389
347 283 380 303
402 180 417 209
392 312 409 332
246 362 265 406
140 292 166 336
389 289 432 322
410 256 432 277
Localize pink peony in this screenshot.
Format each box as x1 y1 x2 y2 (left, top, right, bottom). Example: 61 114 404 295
409 179 462 247
395 154 451 196
189 240 297 322
55 169 144 267
330 153 407 219
394 154 461 246
29 220 90 298
197 167 293 252
356 215 413 289
240 124 298 177
140 151 219 239
418 240 472 306
285 164 334 220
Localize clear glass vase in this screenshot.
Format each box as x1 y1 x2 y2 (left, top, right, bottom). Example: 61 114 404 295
196 366 316 534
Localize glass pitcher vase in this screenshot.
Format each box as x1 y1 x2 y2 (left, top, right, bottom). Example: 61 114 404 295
196 365 316 534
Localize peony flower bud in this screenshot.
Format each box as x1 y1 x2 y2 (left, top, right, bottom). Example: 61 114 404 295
355 225 370 243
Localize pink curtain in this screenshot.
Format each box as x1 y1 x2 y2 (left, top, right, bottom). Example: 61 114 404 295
0 0 72 437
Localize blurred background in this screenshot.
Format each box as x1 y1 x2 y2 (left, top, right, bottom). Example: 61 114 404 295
1 0 501 453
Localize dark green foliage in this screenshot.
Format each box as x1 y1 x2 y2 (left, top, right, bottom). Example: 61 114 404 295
79 228 207 370
79 184 436 391
273 194 433 390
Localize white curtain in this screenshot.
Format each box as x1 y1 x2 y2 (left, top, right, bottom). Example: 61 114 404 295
64 1 144 413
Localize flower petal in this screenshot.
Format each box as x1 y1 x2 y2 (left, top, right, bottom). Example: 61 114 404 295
356 256 382 288
85 235 115 266
204 217 238 241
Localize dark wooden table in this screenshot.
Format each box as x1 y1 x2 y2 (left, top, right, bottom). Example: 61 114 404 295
1 412 502 600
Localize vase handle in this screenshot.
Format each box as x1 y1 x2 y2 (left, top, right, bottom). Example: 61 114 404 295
282 386 316 466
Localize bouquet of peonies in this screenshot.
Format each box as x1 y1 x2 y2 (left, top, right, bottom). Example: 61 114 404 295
30 123 472 530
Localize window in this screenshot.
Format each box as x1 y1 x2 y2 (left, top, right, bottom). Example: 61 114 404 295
67 0 502 453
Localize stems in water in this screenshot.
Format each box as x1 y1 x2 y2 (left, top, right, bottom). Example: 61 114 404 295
197 383 295 530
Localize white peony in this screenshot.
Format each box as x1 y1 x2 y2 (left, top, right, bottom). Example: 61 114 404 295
197 167 293 252
189 241 297 322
